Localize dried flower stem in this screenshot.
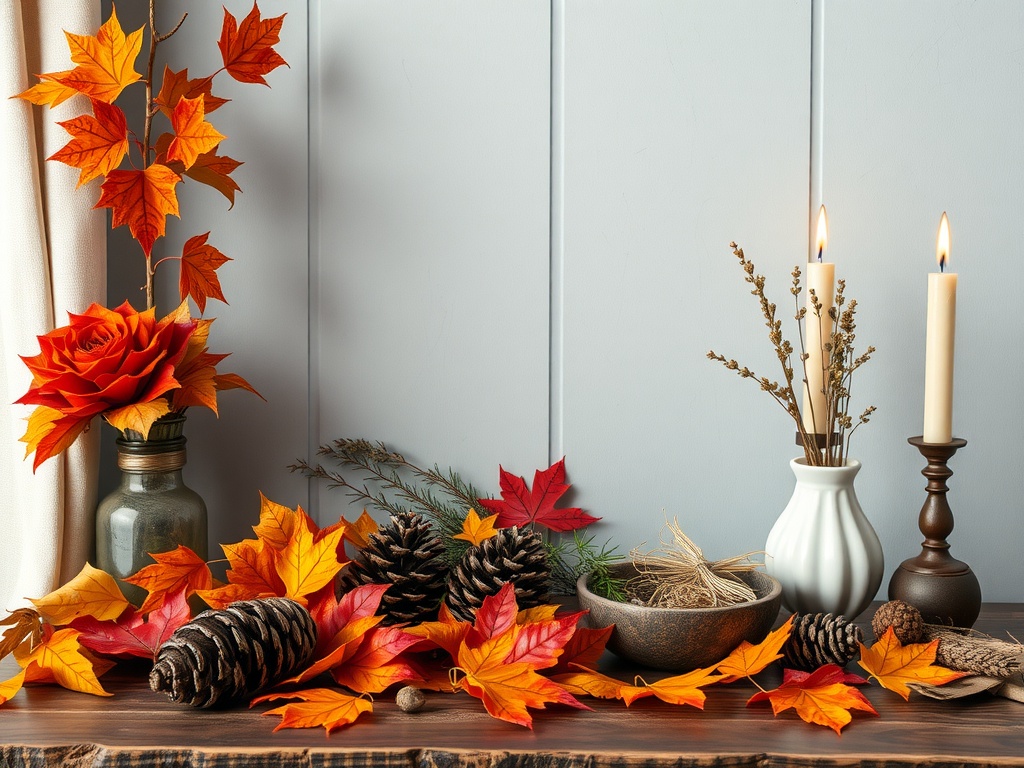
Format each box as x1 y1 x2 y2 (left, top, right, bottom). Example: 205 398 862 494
708 242 876 466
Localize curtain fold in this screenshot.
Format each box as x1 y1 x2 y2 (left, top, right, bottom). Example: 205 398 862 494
0 0 105 610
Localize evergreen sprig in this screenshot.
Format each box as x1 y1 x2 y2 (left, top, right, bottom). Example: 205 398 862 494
547 531 625 600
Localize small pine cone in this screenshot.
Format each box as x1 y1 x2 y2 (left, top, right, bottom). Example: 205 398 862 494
872 600 924 644
339 511 448 624
446 526 550 622
924 626 1024 679
150 597 317 708
783 613 864 672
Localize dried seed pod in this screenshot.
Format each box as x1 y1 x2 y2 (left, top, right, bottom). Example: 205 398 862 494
150 597 317 708
872 600 924 644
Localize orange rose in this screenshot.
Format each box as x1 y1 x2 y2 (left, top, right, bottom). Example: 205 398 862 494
17 301 195 470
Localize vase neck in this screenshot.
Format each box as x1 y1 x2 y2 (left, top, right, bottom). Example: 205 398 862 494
790 458 861 487
116 435 187 473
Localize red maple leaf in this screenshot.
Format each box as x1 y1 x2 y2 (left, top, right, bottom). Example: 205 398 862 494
477 458 599 532
179 232 230 313
218 2 288 85
70 588 190 659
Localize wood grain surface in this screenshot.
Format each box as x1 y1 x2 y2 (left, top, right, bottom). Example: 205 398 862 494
0 604 1022 767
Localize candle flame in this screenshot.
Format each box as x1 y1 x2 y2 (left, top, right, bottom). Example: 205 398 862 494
815 205 828 263
936 212 950 272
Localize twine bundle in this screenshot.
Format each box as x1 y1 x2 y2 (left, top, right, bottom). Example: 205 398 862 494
626 518 760 609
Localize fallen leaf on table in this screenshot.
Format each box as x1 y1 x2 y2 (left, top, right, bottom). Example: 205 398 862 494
72 588 191 659
858 627 966 701
15 628 111 697
255 688 372 734
748 664 877 734
715 615 794 682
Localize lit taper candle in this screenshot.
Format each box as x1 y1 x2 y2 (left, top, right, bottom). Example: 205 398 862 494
923 212 957 443
802 205 835 434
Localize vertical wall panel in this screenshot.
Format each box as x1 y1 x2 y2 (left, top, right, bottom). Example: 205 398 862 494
823 1 1024 601
560 1 812 561
312 1 551 521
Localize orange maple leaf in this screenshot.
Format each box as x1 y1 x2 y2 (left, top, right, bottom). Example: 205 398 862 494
59 6 142 103
96 164 180 257
629 665 724 708
105 399 174 438
153 66 228 120
549 624 614 675
453 508 499 547
255 688 372 734
277 508 347 604
551 666 647 701
404 602 470 660
748 664 878 734
48 99 128 187
123 545 213 615
166 96 226 170
222 538 285 598
456 630 587 728
194 582 261 610
15 72 79 108
218 2 289 85
715 615 795 682
252 492 298 550
167 314 261 412
16 628 111 697
183 148 243 207
30 563 130 625
505 610 585 669
340 510 379 551
329 625 421 694
178 232 231 313
858 626 966 700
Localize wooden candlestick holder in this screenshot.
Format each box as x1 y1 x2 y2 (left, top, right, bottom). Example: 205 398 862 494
887 436 981 628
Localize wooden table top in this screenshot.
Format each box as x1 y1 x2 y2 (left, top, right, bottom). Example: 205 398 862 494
1 603 1022 767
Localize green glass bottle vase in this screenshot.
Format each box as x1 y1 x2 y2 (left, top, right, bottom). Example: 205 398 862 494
95 414 207 604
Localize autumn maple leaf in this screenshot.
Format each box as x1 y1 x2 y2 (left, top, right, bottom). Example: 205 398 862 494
715 615 795 682
748 664 878 734
454 508 500 546
549 624 614 675
8 628 111 698
166 96 226 170
123 545 213 615
218 2 289 85
330 625 421 694
340 510 379 551
30 563 130 625
0 609 43 662
178 232 231 313
153 66 228 119
48 99 128 187
17 7 142 107
477 458 599 532
858 627 966 700
71 587 190 660
96 164 181 257
255 688 372 734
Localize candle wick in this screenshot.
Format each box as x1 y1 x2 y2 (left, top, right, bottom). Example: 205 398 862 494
817 248 823 264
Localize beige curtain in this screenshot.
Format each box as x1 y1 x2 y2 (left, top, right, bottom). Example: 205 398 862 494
0 1 105 611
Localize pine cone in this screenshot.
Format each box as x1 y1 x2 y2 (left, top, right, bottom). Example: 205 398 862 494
339 511 448 624
924 626 1024 679
783 612 864 672
872 600 924 644
445 526 550 622
150 597 317 708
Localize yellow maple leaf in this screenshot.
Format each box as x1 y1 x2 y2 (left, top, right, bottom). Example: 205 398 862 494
104 399 173 440
277 508 346 604
715 614 794 682
453 508 500 547
30 563 130 625
19 628 111 697
858 626 966 700
341 510 379 550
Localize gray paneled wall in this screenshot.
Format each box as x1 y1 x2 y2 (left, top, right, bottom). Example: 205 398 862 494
123 0 1022 603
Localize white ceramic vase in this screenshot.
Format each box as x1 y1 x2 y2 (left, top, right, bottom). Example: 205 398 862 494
765 458 883 618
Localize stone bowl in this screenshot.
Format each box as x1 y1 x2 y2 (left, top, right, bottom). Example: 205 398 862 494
576 564 783 671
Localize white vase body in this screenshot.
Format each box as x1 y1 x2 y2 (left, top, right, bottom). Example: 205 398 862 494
765 458 883 618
